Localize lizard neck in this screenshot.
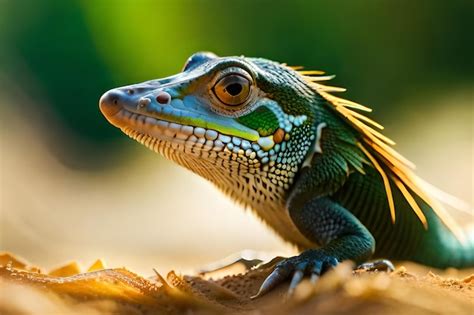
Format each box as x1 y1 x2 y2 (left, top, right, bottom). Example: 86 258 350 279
124 124 317 247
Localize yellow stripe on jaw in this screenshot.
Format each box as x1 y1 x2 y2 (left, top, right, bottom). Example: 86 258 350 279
155 114 261 142
203 120 260 142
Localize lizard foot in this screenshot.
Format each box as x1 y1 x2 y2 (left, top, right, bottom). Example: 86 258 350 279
355 259 394 273
251 250 338 299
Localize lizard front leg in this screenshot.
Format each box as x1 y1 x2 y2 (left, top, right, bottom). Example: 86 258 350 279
253 197 375 298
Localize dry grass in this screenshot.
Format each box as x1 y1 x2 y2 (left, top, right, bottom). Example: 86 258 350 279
1 253 473 315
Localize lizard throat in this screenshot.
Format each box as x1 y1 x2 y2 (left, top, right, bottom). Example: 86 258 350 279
112 105 315 199
105 100 318 250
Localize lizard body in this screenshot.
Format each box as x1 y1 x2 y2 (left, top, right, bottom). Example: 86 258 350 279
99 52 474 296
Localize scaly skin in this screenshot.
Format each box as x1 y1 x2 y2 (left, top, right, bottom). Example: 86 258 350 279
99 52 474 297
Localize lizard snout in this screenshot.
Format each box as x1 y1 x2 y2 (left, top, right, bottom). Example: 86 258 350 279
99 84 162 119
99 89 123 118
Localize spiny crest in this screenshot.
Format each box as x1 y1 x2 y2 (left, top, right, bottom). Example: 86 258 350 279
292 65 468 242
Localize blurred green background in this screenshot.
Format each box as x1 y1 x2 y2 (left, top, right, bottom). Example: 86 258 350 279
1 0 472 273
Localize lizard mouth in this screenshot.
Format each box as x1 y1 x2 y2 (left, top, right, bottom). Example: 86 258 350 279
110 108 277 165
99 88 275 164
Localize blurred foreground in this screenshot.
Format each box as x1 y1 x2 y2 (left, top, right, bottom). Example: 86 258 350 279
1 253 473 315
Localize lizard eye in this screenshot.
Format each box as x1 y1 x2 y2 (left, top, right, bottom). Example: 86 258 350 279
213 74 251 106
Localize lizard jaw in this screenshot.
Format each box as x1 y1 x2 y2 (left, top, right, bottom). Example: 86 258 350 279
105 106 274 166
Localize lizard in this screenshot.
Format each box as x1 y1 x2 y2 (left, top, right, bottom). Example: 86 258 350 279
99 52 474 297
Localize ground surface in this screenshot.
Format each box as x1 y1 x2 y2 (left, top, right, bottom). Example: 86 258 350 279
0 253 473 315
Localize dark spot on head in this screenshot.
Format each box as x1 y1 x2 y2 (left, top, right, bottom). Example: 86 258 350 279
156 92 171 104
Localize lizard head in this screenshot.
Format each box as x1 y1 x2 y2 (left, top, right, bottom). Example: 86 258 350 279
99 52 317 207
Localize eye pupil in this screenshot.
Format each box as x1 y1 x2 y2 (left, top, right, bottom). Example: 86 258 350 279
225 83 242 96
213 72 252 106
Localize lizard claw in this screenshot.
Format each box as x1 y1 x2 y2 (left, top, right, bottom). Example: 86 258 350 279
288 268 304 295
250 264 291 299
309 260 323 284
251 250 339 299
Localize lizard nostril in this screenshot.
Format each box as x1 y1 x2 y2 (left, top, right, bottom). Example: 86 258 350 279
99 90 123 117
127 89 134 95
